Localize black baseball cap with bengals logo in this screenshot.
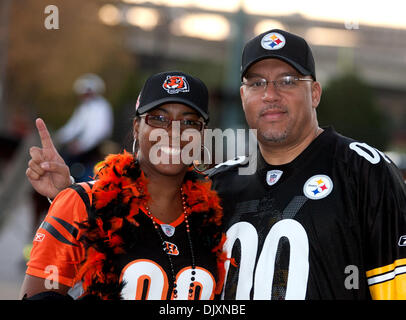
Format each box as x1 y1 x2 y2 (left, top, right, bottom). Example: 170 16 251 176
135 71 209 121
241 29 316 80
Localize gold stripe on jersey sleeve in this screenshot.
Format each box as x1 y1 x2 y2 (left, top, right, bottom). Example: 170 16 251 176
366 258 406 300
368 274 406 300
366 258 406 278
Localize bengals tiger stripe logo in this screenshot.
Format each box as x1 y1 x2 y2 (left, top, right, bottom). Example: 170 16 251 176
163 241 179 256
162 75 189 94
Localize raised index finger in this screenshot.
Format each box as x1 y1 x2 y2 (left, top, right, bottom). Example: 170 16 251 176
35 118 56 150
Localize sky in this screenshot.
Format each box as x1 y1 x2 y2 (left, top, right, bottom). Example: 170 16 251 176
121 0 406 30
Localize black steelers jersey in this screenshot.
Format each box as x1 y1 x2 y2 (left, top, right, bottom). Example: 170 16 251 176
209 127 406 300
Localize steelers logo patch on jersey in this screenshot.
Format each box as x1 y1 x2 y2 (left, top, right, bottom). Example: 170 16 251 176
303 175 333 200
261 32 286 50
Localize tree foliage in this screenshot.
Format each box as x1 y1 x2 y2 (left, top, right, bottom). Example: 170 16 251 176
317 73 391 150
6 0 135 129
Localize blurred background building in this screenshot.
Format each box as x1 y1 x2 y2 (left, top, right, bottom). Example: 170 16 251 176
0 0 405 299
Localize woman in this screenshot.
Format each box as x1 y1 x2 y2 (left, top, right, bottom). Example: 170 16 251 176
21 71 226 300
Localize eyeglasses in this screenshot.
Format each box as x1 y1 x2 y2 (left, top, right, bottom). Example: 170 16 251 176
140 114 205 131
241 75 313 93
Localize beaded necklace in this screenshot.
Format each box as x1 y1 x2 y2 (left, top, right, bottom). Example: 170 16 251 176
144 187 196 299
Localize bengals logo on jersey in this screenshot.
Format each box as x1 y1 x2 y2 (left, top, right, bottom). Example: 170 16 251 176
162 75 189 94
163 241 179 256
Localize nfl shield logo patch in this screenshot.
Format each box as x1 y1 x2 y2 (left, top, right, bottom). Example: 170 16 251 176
266 170 283 186
161 224 175 237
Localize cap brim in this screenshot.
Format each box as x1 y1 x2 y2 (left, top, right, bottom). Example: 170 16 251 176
241 55 314 80
137 97 209 121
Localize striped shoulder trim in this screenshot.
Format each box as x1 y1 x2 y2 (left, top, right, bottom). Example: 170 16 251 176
367 259 406 286
207 156 248 177
40 220 79 247
68 181 94 221
366 258 406 299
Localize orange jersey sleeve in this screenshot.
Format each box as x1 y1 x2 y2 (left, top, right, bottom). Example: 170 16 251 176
26 183 92 287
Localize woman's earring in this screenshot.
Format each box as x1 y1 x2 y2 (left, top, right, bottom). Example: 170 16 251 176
193 144 212 172
132 138 137 156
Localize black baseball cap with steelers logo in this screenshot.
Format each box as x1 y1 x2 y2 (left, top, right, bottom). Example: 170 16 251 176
241 29 316 81
135 71 209 121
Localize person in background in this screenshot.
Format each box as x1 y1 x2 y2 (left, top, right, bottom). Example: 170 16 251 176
56 73 114 182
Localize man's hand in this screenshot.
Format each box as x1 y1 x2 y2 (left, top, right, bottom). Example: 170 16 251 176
26 118 72 199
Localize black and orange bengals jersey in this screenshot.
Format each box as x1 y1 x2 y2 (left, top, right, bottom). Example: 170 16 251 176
26 183 218 300
210 127 406 300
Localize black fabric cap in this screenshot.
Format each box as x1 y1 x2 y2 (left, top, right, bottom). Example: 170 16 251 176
135 71 209 121
241 29 316 80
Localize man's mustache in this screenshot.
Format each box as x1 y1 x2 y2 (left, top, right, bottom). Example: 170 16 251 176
259 105 288 117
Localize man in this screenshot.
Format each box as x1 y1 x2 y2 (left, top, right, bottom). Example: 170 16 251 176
56 73 114 182
25 30 406 300
209 29 406 300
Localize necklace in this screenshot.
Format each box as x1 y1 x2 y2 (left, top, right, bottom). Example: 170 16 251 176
144 187 196 299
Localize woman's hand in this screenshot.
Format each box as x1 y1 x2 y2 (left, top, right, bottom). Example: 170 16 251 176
26 118 72 199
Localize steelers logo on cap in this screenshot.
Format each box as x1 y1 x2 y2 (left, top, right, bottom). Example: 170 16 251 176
261 32 286 50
